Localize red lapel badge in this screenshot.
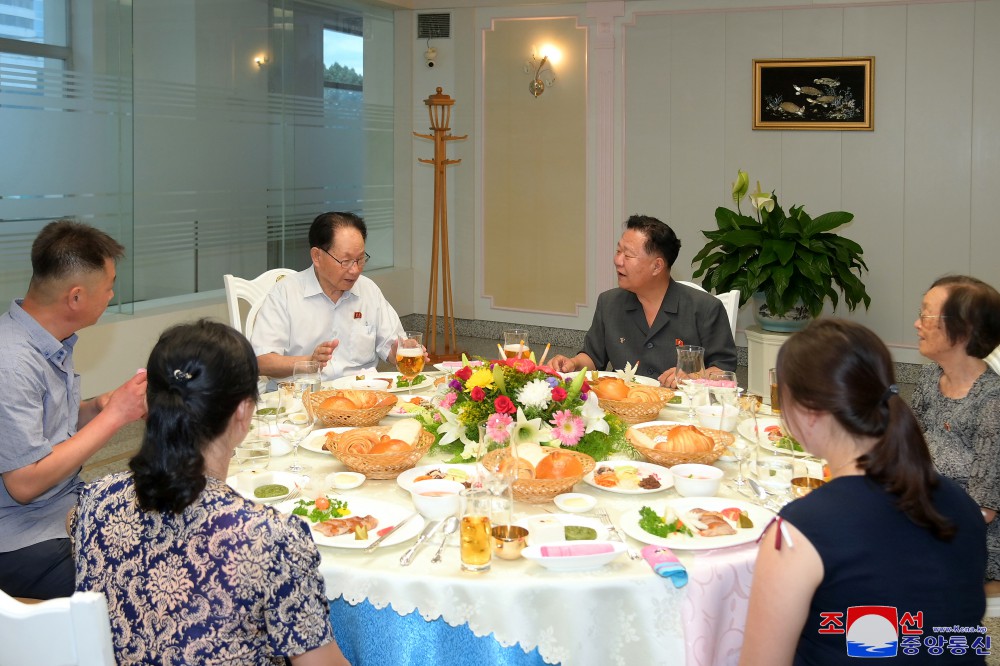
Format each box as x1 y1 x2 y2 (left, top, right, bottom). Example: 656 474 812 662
675 338 684 346
354 311 362 319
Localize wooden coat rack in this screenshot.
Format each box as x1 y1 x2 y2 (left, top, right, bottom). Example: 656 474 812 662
414 88 467 357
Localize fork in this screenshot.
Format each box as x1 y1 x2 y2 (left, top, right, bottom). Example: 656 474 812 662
596 509 641 561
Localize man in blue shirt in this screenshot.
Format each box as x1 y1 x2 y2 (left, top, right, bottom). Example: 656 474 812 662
0 220 147 599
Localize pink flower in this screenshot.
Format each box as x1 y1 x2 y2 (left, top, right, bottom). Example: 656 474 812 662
550 410 585 446
470 386 486 402
440 392 457 409
455 366 473 381
486 413 513 443
551 386 567 402
512 358 536 374
494 395 516 415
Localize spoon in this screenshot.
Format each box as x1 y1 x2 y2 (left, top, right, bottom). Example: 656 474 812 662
430 516 459 564
747 477 782 512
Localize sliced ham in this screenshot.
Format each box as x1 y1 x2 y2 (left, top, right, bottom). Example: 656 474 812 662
313 514 379 537
688 509 736 537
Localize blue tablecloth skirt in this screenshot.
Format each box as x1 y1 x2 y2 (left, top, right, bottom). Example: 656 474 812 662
329 595 557 665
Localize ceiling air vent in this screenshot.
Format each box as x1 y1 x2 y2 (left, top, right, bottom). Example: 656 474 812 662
417 13 450 40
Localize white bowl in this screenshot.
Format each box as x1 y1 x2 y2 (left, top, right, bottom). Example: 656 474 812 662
669 463 723 497
553 493 597 513
409 479 464 520
695 404 740 432
325 471 366 490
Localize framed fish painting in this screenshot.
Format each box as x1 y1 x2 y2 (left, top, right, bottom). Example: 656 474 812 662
753 57 874 130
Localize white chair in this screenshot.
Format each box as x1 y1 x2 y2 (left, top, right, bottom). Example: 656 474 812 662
986 346 1000 376
0 589 116 666
676 280 740 340
223 269 295 339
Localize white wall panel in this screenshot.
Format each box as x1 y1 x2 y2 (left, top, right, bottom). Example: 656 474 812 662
970 0 1000 289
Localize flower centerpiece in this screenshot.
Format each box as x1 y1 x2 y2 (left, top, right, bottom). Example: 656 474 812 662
691 169 871 332
416 357 631 463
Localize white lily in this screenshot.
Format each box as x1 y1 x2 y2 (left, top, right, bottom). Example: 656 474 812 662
749 180 775 213
436 407 478 459
510 407 552 446
615 361 639 384
580 392 610 435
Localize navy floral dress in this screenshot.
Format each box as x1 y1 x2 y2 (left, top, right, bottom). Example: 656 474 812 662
911 365 1000 580
71 473 334 665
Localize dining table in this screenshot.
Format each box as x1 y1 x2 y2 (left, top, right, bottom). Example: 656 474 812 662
231 376 793 666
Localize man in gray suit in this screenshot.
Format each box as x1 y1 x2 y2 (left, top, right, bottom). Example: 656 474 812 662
549 215 736 387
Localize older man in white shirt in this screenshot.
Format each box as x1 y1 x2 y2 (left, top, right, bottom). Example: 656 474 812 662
250 212 405 383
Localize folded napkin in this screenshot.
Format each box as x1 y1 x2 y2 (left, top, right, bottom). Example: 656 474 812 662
539 543 615 557
642 544 688 588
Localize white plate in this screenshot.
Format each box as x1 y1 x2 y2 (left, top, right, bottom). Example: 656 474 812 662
433 361 485 373
584 460 673 494
330 371 435 394
276 497 425 549
396 463 477 491
385 394 433 418
737 418 809 457
300 427 353 454
226 471 308 503
518 513 607 546
522 541 627 572
620 497 774 550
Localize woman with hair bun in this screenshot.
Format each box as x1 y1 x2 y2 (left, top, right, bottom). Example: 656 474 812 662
70 320 349 665
740 319 986 665
911 275 1000 593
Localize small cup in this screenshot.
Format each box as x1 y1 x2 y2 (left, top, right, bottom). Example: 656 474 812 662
410 479 464 520
460 488 492 572
669 463 724 497
491 525 529 560
234 435 270 471
790 476 825 497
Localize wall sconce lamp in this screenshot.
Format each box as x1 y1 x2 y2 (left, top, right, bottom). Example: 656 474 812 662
525 53 556 98
254 56 268 68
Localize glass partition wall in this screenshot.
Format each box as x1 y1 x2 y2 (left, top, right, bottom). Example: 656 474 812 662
0 0 394 310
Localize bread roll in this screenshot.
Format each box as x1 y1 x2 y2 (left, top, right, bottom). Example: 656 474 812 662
321 395 357 411
625 426 657 450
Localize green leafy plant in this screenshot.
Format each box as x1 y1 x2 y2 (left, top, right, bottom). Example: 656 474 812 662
691 170 871 318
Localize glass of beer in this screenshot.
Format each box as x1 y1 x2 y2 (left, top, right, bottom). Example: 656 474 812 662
396 331 425 382
459 488 492 572
503 329 530 359
769 368 781 414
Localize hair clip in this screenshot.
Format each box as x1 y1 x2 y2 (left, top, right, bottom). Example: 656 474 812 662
880 383 899 405
172 369 193 382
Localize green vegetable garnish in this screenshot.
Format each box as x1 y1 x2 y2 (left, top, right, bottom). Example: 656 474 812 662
774 436 804 453
668 395 682 405
256 407 278 416
395 374 427 388
564 526 598 541
291 497 350 523
253 483 289 499
639 506 694 538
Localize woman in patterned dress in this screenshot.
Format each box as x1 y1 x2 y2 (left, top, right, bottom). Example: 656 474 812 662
911 275 1000 592
71 320 349 665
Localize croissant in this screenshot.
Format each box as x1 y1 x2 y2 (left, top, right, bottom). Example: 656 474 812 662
328 429 379 454
656 425 714 453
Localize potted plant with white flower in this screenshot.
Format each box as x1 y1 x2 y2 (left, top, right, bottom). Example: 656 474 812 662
691 170 871 332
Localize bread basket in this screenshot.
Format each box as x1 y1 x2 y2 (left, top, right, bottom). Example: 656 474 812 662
308 389 397 427
597 384 675 424
481 448 595 504
627 424 733 467
323 426 434 479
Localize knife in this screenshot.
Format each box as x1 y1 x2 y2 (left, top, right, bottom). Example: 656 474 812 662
399 519 445 566
363 512 418 553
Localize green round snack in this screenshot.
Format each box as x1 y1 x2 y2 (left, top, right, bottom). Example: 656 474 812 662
253 483 289 499
564 525 598 541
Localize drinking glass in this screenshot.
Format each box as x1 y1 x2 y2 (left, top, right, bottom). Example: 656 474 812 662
459 488 493 572
503 329 530 360
731 438 752 489
396 331 425 391
707 370 740 429
234 434 270 471
675 345 706 419
769 368 781 414
755 456 794 499
292 360 322 401
279 381 314 473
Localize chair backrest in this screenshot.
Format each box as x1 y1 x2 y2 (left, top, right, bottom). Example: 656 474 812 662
986 345 1000 376
676 280 740 340
0 589 116 666
223 269 296 339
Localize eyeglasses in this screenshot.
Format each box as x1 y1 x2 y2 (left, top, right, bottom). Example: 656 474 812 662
321 248 370 269
917 311 949 323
